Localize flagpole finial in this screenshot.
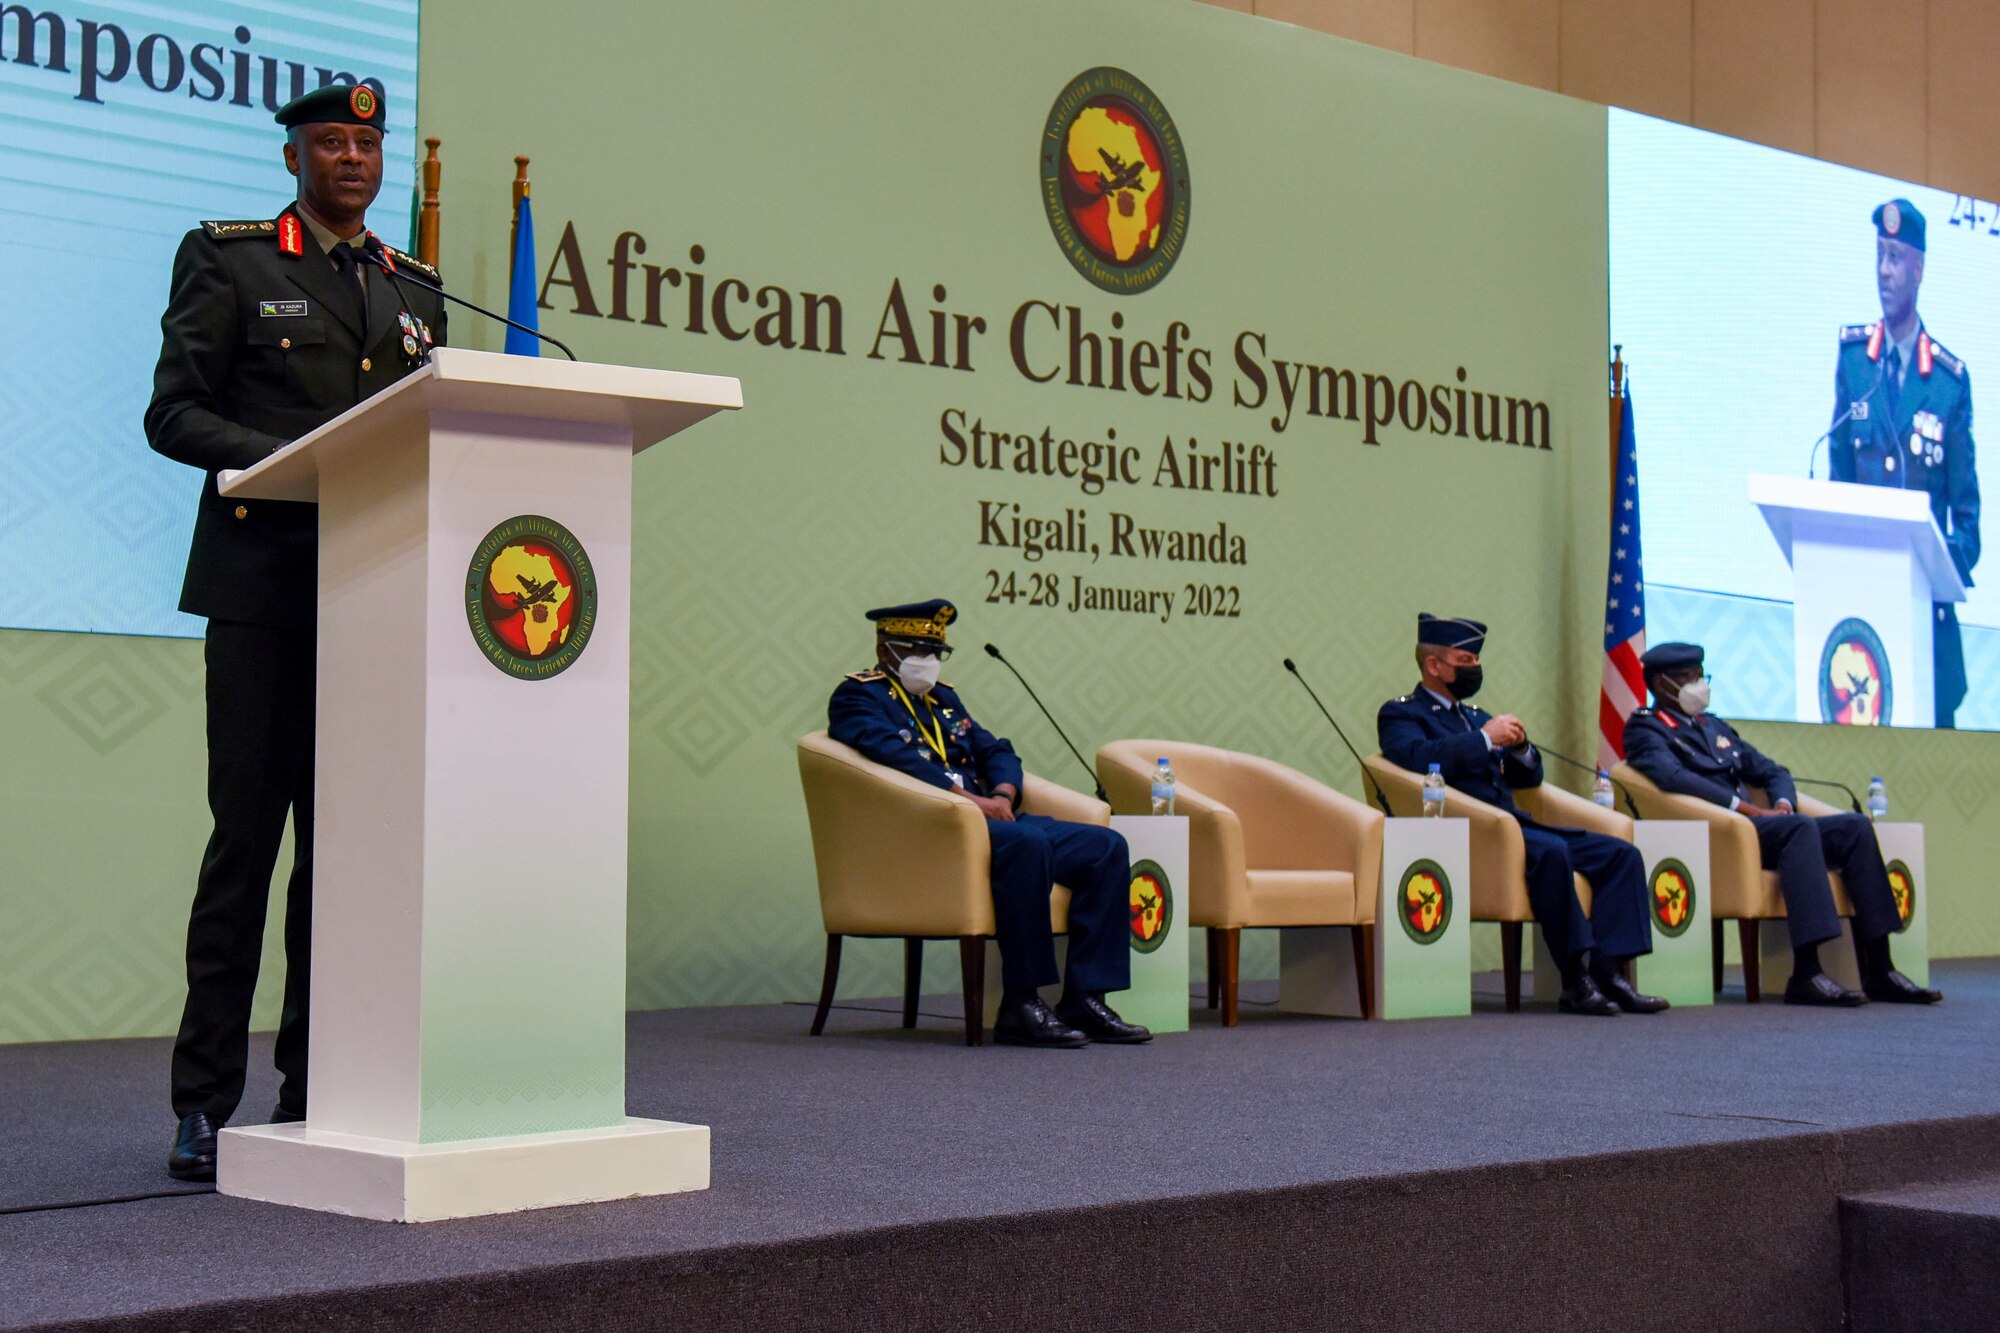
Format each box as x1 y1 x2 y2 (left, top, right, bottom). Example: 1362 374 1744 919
418 138 441 269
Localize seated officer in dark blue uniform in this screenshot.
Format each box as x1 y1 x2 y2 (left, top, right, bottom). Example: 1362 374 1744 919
1828 199 1978 728
1378 614 1665 1016
827 600 1149 1048
1623 642 1940 1006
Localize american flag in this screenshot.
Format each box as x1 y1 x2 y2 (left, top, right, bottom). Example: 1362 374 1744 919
1598 389 1646 768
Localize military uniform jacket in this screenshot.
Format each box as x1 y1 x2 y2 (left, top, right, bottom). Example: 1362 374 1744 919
1622 705 1796 811
1377 686 1542 813
828 672 1025 805
144 205 447 630
1830 321 1979 590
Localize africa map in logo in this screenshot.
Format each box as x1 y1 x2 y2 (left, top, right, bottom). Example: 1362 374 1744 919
1040 67 1190 294
465 515 597 680
1397 859 1452 945
1886 859 1916 933
1818 617 1892 726
1649 857 1697 938
1128 859 1173 954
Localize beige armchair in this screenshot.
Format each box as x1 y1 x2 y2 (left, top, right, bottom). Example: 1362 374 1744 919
797 731 1109 1046
1097 739 1383 1025
1362 753 1633 1011
1610 763 1847 1001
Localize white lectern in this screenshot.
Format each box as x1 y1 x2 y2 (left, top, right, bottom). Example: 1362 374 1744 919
1749 475 1965 727
212 348 741 1222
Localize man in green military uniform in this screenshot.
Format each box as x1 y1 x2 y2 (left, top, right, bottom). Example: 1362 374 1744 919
145 82 446 1181
1828 198 1979 727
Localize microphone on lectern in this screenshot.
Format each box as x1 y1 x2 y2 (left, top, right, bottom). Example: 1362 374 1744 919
360 234 578 361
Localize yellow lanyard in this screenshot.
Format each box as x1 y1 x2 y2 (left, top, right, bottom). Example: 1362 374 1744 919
887 677 950 765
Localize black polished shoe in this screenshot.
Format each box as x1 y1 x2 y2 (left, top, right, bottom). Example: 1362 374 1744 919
1784 972 1867 1007
1863 970 1942 1004
992 996 1089 1048
168 1112 220 1181
269 1103 306 1125
1055 993 1153 1044
1557 974 1621 1015
1598 972 1670 1014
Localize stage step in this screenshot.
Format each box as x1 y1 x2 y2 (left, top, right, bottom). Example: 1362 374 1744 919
1842 1173 2000 1332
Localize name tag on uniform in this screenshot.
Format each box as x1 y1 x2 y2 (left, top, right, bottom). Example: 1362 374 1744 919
259 300 308 317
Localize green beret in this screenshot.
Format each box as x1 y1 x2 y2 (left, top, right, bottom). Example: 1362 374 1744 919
275 83 388 132
1873 198 1924 253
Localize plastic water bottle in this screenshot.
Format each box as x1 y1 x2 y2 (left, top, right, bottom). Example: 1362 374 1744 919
1151 757 1176 816
1421 763 1446 818
1867 776 1888 822
1593 769 1616 809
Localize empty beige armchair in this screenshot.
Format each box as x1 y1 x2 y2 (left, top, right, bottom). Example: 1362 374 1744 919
797 731 1108 1046
1362 753 1633 1011
1610 762 1848 1001
1097 739 1383 1025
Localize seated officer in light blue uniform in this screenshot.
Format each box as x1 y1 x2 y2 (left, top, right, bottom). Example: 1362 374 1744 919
1377 614 1665 1016
1623 641 1940 1007
827 599 1149 1048
1828 199 1979 728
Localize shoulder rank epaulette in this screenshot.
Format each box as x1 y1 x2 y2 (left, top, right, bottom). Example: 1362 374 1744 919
379 243 439 283
1839 322 1873 344
1929 338 1966 379
200 219 277 241
845 669 885 682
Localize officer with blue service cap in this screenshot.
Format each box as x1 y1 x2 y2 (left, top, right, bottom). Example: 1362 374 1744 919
827 599 1149 1047
1623 642 1939 1005
1828 199 1979 728
1377 614 1666 1015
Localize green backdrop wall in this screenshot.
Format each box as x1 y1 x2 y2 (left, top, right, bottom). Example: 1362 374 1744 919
3 0 1995 1044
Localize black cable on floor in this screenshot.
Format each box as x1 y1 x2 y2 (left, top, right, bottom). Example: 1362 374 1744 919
0 1186 214 1216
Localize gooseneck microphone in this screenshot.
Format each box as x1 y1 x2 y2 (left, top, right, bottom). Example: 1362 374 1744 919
361 236 578 361
1790 775 1864 815
1282 657 1392 816
983 643 1106 801
1531 741 1641 818
1808 352 1889 480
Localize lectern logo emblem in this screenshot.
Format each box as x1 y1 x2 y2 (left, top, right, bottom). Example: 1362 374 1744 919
1649 857 1696 938
1397 860 1452 945
1886 859 1916 932
1041 67 1190 294
1818 617 1892 726
465 515 597 680
1128 859 1173 953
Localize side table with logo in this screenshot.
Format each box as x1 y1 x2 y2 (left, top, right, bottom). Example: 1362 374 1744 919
1632 821 1713 1007
1280 817 1470 1020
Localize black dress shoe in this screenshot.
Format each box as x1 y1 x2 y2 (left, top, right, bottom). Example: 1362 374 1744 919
1863 970 1942 1004
1557 974 1621 1015
992 996 1089 1048
1055 993 1153 1044
1598 972 1670 1014
269 1103 306 1125
168 1112 220 1181
1784 972 1867 1007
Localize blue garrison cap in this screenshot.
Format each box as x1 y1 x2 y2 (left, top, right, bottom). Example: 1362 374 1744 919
1873 199 1924 253
866 599 956 645
1417 613 1486 653
1639 642 1704 674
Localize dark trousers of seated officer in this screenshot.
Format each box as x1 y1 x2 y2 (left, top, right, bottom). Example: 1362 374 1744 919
1757 812 1901 949
172 621 315 1124
1519 820 1653 968
987 815 1131 995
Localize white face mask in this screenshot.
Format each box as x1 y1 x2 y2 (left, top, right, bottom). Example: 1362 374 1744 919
1674 677 1712 716
895 650 941 696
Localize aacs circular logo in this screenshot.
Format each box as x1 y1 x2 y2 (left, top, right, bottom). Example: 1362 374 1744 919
1397 859 1453 945
1886 859 1916 933
1649 857 1697 938
1818 617 1892 725
1040 67 1190 294
465 515 597 680
1128 859 1174 954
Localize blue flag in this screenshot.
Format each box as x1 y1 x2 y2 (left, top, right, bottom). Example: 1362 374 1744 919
504 192 539 356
